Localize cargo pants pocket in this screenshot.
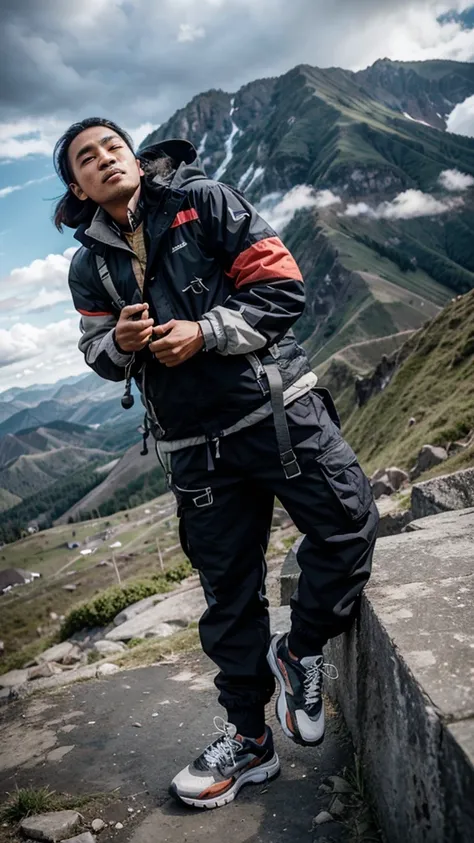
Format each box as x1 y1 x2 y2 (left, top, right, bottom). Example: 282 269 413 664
316 439 373 522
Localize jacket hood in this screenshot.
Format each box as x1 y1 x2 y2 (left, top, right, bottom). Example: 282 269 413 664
138 138 208 189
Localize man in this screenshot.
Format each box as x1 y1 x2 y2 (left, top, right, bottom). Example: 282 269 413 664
55 117 379 810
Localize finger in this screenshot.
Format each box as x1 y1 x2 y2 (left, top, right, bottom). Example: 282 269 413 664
126 318 154 331
153 348 179 362
149 337 176 353
121 303 149 319
154 319 177 337
136 329 154 344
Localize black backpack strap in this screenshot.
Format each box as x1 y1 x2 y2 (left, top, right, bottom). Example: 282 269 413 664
95 255 126 310
263 362 301 480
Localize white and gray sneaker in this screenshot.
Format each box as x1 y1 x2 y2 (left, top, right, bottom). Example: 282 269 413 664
170 717 280 809
267 633 338 747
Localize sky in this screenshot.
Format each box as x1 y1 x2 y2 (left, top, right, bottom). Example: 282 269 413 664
1 0 474 392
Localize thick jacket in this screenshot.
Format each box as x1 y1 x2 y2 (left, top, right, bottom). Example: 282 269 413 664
69 140 311 442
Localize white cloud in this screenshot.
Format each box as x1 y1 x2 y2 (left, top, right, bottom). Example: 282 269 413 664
0 248 78 316
344 189 464 220
128 122 157 148
0 317 87 391
177 23 206 42
447 94 474 137
0 117 69 159
259 185 341 232
0 174 55 199
438 168 474 192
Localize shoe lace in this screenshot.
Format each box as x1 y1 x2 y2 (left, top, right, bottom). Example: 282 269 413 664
202 717 241 770
303 657 339 707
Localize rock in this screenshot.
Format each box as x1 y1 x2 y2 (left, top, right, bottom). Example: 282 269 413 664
370 467 387 483
28 662 63 680
386 467 409 491
410 444 448 480
0 668 28 688
96 663 120 677
269 606 291 634
93 640 126 656
0 687 11 704
327 775 354 793
372 475 395 499
329 796 346 817
63 835 96 843
114 823 123 830
113 594 166 626
27 665 98 694
20 810 80 841
61 646 84 666
408 417 416 427
411 467 474 519
271 507 293 528
62 584 77 592
106 586 207 642
50 612 59 622
91 819 106 832
0 640 4 654
313 811 333 825
143 623 181 639
37 642 77 665
377 510 413 538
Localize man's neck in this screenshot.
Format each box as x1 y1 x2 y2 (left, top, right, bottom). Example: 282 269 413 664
102 185 141 229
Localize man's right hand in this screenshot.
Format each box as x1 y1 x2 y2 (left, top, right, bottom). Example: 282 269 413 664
114 303 154 352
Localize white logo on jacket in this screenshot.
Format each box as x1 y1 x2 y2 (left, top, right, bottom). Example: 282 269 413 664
228 208 250 222
172 241 187 253
182 276 210 295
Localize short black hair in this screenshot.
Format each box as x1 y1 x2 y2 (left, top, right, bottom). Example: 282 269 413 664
52 117 135 231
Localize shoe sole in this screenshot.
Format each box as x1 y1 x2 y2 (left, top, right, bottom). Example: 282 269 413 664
267 636 324 748
170 753 281 809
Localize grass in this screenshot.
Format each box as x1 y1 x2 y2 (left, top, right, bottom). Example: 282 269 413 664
114 624 201 668
0 492 185 666
0 787 106 826
341 289 474 475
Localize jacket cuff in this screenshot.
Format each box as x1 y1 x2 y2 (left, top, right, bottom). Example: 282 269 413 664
107 329 134 366
198 318 218 351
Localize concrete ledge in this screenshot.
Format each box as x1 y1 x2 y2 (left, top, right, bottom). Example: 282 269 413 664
280 509 474 843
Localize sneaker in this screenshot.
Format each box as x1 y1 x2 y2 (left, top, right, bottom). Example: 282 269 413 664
267 632 338 747
170 717 280 809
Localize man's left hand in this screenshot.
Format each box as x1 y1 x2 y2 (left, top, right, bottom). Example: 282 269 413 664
149 319 204 367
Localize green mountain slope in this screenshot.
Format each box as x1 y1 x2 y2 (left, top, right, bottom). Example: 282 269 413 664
342 288 474 475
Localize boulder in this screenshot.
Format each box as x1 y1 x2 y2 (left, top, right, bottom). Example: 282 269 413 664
0 668 28 688
0 687 11 704
37 642 77 665
113 594 165 626
61 646 84 666
411 467 474 519
28 662 63 680
106 586 207 642
93 640 126 656
410 444 448 480
20 810 81 841
96 662 120 677
370 468 387 483
91 819 106 832
372 475 395 499
386 467 409 491
63 835 96 843
377 510 413 538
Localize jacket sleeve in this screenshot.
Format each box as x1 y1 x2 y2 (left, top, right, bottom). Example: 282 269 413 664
68 252 133 382
192 181 306 355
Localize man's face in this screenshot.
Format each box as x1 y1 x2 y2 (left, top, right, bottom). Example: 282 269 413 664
68 125 142 206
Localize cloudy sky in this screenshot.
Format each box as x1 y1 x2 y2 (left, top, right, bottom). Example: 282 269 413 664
1 0 474 392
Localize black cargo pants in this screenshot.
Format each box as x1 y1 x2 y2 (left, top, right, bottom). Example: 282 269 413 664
169 389 379 730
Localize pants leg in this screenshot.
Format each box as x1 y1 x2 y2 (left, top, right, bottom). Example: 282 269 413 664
170 445 275 733
247 390 379 657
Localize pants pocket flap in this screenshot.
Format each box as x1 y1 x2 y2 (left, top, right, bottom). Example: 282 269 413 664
316 440 357 477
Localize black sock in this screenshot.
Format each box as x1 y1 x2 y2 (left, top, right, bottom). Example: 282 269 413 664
288 630 324 660
227 707 266 739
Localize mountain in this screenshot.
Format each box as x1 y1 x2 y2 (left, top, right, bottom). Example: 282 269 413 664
142 58 474 365
0 422 120 503
340 287 474 477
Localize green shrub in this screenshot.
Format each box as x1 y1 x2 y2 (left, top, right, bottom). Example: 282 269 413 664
60 560 192 640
